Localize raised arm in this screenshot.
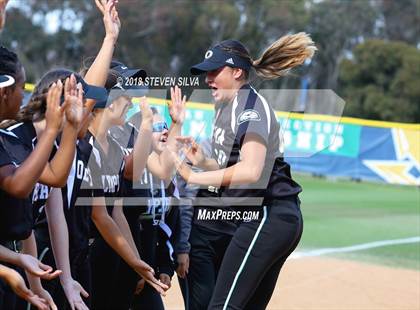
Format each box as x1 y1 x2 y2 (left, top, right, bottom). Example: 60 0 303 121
123 97 153 181
84 0 121 111
0 82 65 198
39 76 84 187
147 86 187 180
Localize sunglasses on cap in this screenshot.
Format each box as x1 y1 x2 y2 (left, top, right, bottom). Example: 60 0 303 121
152 122 168 132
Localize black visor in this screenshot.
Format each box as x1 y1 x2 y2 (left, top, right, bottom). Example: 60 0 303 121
76 77 108 102
93 63 148 109
0 75 15 88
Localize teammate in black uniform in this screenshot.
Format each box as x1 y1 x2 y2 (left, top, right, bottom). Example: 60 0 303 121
128 108 180 310
26 2 125 308
175 33 316 309
0 73 50 310
98 79 185 309
3 71 97 309
0 46 70 310
85 64 178 309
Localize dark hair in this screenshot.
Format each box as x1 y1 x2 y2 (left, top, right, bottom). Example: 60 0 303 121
1 68 78 127
217 33 317 80
0 46 23 86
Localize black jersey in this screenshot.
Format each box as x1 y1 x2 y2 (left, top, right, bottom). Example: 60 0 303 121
212 84 301 202
83 130 125 237
0 129 34 242
109 122 149 209
6 122 54 223
109 122 178 218
35 136 99 251
37 132 110 251
110 122 177 264
194 84 301 234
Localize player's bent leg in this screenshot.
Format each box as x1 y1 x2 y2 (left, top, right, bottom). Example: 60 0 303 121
208 196 303 310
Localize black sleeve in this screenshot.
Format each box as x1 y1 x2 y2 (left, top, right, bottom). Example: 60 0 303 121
0 142 13 167
174 175 196 254
235 97 270 147
175 199 193 254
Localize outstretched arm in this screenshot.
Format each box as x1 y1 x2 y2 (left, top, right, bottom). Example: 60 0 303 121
45 188 89 310
22 232 58 310
111 199 140 259
0 264 48 310
91 198 168 295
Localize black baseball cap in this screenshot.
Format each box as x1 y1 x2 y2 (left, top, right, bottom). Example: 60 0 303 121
94 61 148 109
111 60 147 82
0 75 15 88
190 46 252 75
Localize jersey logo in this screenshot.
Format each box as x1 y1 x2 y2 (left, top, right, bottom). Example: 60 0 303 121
102 174 120 193
226 58 234 65
237 109 261 125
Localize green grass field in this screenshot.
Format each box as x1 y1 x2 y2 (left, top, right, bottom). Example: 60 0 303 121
294 174 420 269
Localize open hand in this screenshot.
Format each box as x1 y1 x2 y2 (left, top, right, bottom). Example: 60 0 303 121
95 0 121 42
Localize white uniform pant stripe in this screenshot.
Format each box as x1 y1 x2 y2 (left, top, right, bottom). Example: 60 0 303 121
222 206 268 310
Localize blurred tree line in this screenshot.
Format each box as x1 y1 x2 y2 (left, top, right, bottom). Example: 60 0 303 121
1 0 419 123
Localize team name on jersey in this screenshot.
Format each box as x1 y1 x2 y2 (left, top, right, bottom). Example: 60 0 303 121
146 197 171 215
101 174 120 193
75 159 94 187
32 183 49 202
212 125 228 166
213 126 225 146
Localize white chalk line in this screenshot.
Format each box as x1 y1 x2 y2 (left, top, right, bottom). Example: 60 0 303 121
290 236 420 259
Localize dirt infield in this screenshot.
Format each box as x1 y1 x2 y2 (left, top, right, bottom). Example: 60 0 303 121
163 257 420 310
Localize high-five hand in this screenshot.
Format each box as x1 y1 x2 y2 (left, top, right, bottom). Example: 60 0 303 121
95 0 121 42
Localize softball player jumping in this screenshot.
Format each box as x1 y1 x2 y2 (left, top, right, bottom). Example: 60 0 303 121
175 33 316 309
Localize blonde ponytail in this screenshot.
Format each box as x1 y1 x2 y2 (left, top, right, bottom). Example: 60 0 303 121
252 32 317 80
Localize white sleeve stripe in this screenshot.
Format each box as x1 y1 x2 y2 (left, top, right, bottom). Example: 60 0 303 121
0 128 18 138
251 87 271 133
6 122 24 131
231 96 239 133
67 153 77 209
88 136 102 168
